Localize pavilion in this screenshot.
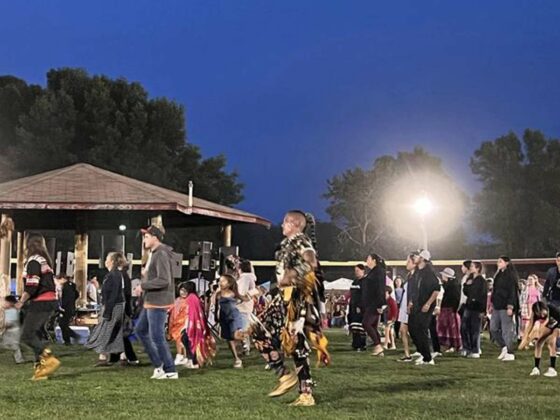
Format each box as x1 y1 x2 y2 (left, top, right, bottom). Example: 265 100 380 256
0 163 270 301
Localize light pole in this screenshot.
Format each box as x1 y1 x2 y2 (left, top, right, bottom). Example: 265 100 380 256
413 195 433 250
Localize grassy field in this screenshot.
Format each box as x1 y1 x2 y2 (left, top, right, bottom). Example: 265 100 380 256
0 329 558 419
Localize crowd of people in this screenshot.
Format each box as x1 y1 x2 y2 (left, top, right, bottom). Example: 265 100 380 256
346 251 560 377
2 216 560 407
0 210 329 407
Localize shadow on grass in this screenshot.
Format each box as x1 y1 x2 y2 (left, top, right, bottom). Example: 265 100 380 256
324 378 464 404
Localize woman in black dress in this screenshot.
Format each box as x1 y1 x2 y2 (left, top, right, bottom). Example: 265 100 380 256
86 252 128 365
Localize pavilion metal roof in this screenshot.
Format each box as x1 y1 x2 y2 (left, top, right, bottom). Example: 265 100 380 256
0 163 271 229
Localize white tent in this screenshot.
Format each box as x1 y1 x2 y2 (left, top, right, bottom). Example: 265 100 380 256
324 278 353 291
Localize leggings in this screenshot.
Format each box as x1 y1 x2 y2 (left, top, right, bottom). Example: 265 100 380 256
362 309 381 346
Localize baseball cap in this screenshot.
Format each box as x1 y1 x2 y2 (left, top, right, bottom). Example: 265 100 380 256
439 267 455 278
141 225 165 241
419 249 431 261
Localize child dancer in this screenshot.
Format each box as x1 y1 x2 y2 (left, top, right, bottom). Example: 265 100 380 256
523 275 541 336
0 295 25 363
384 286 398 350
180 282 216 368
168 283 190 366
217 274 248 368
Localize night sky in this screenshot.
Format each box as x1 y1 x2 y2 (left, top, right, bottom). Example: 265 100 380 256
1 1 559 223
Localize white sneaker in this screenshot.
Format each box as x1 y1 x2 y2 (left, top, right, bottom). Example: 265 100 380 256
411 352 421 358
460 350 468 357
467 353 480 359
544 368 558 378
174 355 186 366
431 352 442 358
530 367 540 376
497 347 508 360
416 359 435 366
184 360 200 369
150 367 165 379
157 372 179 380
502 353 515 362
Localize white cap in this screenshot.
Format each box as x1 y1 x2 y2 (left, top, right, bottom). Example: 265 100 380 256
439 267 455 278
419 249 431 261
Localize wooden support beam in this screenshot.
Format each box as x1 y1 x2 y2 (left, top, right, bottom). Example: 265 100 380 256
16 232 25 297
74 233 88 306
223 224 232 247
150 215 163 227
0 214 13 295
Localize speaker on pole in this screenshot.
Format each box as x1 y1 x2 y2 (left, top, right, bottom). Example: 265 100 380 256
201 241 213 271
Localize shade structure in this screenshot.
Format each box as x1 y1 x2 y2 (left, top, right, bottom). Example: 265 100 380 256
0 163 271 301
0 163 271 230
324 278 353 291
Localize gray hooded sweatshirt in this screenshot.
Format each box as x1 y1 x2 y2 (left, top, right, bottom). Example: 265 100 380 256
141 243 175 307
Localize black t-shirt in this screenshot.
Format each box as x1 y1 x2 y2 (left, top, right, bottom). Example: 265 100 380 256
413 265 441 312
24 257 56 300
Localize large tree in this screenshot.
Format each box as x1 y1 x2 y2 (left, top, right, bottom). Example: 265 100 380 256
470 129 560 257
0 68 243 206
324 147 468 259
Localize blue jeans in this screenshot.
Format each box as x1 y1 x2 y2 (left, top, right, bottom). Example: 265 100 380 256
135 308 176 373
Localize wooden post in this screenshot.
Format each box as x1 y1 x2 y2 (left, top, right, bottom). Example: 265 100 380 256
16 232 25 296
223 224 232 247
74 233 88 306
151 215 163 227
0 214 13 295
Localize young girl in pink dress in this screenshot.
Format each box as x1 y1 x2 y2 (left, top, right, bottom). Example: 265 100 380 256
522 275 541 334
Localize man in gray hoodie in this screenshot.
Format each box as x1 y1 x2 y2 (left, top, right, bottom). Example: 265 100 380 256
135 225 178 379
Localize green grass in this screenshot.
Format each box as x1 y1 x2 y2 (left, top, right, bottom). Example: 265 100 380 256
0 330 558 419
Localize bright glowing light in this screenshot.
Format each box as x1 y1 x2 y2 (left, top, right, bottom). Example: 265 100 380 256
413 196 433 216
118 224 127 232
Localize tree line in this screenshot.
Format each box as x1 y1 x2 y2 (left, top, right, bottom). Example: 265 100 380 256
1 68 558 260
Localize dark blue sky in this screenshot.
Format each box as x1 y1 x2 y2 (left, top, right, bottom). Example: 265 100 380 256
1 1 559 222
